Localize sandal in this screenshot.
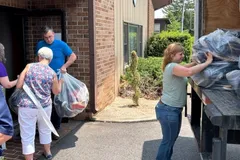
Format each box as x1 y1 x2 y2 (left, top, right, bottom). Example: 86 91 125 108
43 153 53 160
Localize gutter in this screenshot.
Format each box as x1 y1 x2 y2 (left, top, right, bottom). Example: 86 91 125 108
88 0 97 113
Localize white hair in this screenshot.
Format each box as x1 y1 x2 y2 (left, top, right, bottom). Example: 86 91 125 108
38 47 53 60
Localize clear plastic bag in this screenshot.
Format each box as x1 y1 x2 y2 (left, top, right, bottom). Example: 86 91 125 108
191 61 238 89
8 88 25 114
226 70 240 98
191 28 240 91
192 29 240 63
54 73 89 117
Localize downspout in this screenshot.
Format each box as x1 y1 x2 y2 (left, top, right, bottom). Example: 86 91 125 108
199 0 204 36
88 0 97 113
147 0 150 40
194 0 204 39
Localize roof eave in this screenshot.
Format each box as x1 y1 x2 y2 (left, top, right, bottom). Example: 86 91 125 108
152 0 172 10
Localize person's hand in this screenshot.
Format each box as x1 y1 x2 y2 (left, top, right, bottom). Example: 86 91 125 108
205 52 213 65
190 56 198 64
191 60 197 66
60 66 67 73
59 79 64 84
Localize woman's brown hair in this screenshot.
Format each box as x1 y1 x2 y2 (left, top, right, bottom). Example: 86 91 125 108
162 43 184 71
0 43 6 63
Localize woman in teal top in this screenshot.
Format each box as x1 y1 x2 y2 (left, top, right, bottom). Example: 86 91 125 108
155 43 213 160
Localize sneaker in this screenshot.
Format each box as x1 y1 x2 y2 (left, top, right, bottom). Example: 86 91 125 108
52 133 60 140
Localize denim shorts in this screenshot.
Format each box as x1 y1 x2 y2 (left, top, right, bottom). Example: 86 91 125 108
0 89 14 136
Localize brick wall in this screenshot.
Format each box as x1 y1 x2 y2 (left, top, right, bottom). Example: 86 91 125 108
0 0 116 114
0 0 28 8
148 0 154 38
25 16 62 63
95 0 115 111
25 0 90 86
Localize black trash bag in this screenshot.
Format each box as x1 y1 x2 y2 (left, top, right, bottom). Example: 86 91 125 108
8 88 25 114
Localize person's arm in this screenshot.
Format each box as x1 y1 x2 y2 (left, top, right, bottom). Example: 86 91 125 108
60 53 77 73
16 64 30 89
0 77 18 89
182 62 197 68
52 74 64 95
0 63 18 88
173 53 213 77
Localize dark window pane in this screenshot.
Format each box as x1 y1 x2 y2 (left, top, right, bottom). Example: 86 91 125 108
124 44 129 66
124 23 128 44
123 23 143 68
123 23 129 67
128 25 138 57
138 26 143 57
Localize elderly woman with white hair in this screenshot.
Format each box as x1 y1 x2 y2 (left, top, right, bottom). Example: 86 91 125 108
16 47 63 160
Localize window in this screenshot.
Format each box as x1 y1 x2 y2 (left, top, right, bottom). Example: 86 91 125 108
154 23 160 32
123 22 143 68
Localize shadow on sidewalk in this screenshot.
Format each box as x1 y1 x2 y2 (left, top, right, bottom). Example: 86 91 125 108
3 119 84 160
141 136 200 160
37 120 85 160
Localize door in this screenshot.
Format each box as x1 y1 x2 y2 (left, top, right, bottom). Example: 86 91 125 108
0 7 26 120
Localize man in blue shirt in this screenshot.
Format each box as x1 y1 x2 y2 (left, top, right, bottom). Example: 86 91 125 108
36 26 77 140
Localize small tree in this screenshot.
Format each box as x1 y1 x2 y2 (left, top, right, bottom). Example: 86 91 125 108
129 51 141 105
166 12 181 31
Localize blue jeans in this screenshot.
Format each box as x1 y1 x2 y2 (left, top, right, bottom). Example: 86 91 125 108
155 102 183 160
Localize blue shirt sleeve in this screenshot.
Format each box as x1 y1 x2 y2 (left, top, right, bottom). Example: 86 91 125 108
62 41 73 56
0 62 8 77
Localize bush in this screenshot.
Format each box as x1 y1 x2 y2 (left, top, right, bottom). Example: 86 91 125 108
145 31 194 62
138 57 163 99
120 57 163 100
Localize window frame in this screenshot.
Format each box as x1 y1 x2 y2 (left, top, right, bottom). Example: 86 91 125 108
123 22 143 68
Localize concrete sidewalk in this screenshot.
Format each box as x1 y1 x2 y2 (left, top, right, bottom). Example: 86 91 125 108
3 120 81 160
90 95 240 160
92 97 158 123
7 93 240 160
43 95 201 160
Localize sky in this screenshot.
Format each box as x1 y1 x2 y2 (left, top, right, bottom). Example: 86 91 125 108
154 8 166 18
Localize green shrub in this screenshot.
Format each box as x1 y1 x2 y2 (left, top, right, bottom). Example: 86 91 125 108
145 31 194 62
138 57 163 99
120 57 163 100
